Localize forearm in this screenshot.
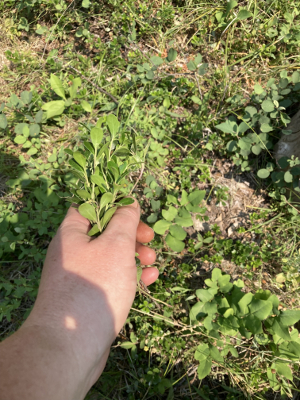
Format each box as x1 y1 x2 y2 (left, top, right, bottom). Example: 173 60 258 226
0 325 88 400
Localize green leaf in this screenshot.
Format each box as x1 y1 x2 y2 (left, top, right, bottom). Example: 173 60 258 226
196 288 217 303
22 140 32 148
120 341 135 349
261 100 275 113
69 159 84 172
215 120 238 135
50 74 66 99
167 194 178 205
167 48 177 62
194 344 210 361
20 91 32 104
248 299 272 321
76 189 91 200
267 368 278 387
146 70 154 80
245 106 257 117
198 63 208 76
272 318 291 341
238 136 252 150
29 124 40 137
81 100 92 112
288 341 300 357
88 224 100 236
162 206 178 221
174 209 193 227
147 213 158 223
187 60 197 71
188 190 206 206
244 314 263 334
151 199 161 211
84 141 94 154
69 77 81 99
209 345 224 362
218 275 233 293
275 362 293 381
150 56 164 66
100 192 113 210
35 110 43 124
73 151 86 169
284 171 293 183
257 169 270 179
292 71 300 84
14 135 26 144
212 268 222 281
113 147 130 157
106 114 120 136
280 310 300 326
0 114 7 129
117 198 135 206
42 100 65 119
238 293 253 315
101 207 117 229
78 203 97 222
169 224 187 240
227 140 238 152
180 190 189 206
252 145 262 155
260 123 273 133
165 234 185 252
226 0 238 13
90 127 103 149
27 147 38 156
190 302 205 321
197 358 212 380
254 84 264 94
237 10 252 20
194 53 202 65
153 219 171 235
23 125 30 137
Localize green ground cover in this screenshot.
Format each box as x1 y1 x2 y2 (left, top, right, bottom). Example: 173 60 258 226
0 0 300 398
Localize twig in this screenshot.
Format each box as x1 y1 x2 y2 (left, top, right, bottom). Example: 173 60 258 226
129 163 144 195
194 73 203 101
138 279 163 310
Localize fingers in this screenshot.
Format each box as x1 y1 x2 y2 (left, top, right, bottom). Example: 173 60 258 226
136 221 154 243
136 243 156 265
141 267 159 286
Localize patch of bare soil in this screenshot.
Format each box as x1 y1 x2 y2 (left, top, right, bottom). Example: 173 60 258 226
194 174 267 238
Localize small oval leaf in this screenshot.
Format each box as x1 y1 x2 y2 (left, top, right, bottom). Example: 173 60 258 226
78 203 97 222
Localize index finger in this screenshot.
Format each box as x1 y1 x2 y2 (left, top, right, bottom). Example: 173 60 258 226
136 221 154 244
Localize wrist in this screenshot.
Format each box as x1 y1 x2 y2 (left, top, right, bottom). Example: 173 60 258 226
0 324 91 400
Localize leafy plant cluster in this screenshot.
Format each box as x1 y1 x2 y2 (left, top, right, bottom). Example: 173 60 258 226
190 268 300 398
65 114 145 235
152 188 207 252
215 71 300 192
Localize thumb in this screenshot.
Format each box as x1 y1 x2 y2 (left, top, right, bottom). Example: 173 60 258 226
58 205 91 242
100 199 140 244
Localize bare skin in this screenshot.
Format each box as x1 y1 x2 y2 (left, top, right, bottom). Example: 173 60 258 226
0 200 158 400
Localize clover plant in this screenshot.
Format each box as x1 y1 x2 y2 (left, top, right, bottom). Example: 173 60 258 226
191 268 300 395
153 189 206 252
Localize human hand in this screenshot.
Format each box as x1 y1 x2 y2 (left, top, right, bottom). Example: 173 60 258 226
22 199 158 394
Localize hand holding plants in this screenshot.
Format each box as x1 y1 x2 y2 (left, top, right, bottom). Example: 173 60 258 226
0 201 158 400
